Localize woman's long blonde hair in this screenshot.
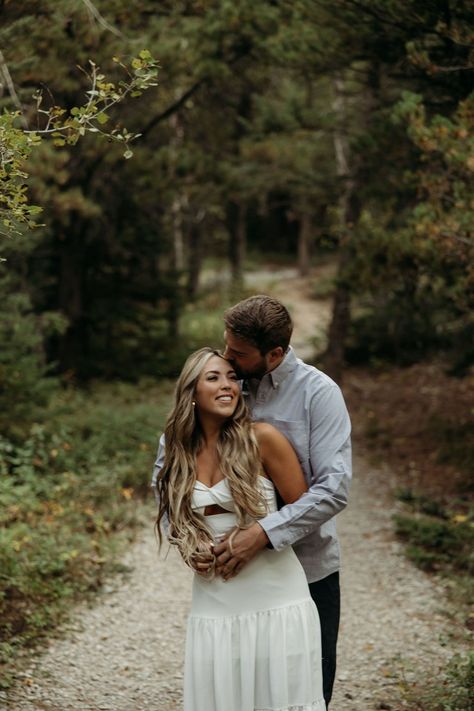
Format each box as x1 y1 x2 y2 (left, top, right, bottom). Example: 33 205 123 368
156 347 267 571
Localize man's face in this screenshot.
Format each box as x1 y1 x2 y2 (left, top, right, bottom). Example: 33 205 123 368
223 330 268 379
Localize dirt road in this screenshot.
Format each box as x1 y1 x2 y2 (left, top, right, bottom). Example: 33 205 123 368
3 266 465 711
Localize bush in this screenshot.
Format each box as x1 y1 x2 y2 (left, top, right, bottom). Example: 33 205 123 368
0 286 67 437
0 380 173 676
345 289 453 367
404 652 474 710
394 492 474 576
428 417 474 485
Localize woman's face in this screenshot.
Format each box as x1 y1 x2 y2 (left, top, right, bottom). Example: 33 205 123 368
194 355 240 420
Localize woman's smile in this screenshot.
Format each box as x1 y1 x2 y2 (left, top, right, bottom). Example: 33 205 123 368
194 355 240 418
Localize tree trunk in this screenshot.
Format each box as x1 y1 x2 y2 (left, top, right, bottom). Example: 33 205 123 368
323 75 359 383
169 111 186 273
227 201 246 289
171 194 185 272
298 210 312 276
187 222 202 300
57 223 86 375
167 275 180 339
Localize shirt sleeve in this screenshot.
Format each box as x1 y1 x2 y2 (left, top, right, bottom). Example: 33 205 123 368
151 433 166 492
151 434 169 535
258 383 352 550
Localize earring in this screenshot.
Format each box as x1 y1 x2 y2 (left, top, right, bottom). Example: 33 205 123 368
192 401 196 407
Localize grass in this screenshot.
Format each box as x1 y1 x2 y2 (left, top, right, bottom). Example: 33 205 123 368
0 379 174 685
402 652 474 710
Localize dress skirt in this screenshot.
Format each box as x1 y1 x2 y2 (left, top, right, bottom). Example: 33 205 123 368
184 512 326 711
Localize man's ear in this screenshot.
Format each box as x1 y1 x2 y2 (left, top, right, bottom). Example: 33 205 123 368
266 347 284 367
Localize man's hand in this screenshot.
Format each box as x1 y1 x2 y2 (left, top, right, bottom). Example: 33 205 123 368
213 523 270 580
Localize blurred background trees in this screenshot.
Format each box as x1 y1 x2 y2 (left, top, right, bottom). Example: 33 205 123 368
1 2 473 692
1 0 472 406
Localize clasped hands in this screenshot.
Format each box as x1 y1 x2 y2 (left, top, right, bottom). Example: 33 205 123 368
193 522 269 581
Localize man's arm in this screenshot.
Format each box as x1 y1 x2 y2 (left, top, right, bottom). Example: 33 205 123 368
259 383 351 549
214 382 351 578
151 433 166 502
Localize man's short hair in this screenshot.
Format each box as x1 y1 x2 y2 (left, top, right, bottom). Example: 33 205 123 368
224 295 293 355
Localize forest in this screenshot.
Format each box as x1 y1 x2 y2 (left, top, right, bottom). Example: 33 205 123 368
0 0 473 705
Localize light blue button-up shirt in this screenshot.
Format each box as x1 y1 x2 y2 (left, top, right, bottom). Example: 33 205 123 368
243 347 352 583
152 347 351 583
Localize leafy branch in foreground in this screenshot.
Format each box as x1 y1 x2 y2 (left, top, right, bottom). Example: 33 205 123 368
0 50 159 241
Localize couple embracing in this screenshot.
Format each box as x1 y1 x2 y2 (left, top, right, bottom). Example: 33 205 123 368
152 295 352 711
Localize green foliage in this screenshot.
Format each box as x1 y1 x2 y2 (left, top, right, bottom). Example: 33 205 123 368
0 282 67 436
0 52 158 241
394 493 474 575
317 1 474 369
0 112 42 238
403 652 474 711
1 1 473 377
0 379 173 675
428 417 474 484
33 52 159 153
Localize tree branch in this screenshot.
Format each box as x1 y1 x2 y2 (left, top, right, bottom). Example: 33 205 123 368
79 0 124 38
140 77 206 137
0 49 27 128
440 231 474 247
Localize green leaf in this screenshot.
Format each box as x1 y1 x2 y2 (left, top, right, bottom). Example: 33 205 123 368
96 113 109 125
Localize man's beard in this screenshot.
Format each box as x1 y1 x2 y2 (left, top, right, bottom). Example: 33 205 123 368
233 360 268 380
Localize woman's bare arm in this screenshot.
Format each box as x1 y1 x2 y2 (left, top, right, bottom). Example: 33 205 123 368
253 422 307 503
213 423 309 581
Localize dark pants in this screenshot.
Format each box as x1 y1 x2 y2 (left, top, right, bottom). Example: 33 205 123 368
308 572 340 709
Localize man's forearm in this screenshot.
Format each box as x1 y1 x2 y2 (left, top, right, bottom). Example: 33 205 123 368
259 439 352 549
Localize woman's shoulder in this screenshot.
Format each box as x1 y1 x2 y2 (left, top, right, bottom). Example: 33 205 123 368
252 421 284 448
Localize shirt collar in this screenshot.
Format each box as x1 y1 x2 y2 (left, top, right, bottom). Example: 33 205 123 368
243 347 298 394
268 346 298 388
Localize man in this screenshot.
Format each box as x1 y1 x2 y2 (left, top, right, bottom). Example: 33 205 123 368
152 295 351 708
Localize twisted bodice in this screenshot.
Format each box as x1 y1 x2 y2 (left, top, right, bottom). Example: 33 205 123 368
191 475 278 516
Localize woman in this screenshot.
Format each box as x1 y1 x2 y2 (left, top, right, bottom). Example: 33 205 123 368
156 347 325 711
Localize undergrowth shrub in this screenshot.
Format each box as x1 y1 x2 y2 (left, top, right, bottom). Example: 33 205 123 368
0 380 173 681
394 489 474 609
404 652 474 710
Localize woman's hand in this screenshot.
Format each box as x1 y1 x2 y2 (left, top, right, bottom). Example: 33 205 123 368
190 549 215 577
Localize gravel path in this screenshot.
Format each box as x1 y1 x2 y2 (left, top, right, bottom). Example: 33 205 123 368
2 267 466 710
3 457 462 711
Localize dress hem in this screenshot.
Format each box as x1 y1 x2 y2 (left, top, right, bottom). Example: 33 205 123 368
188 596 314 621
255 701 326 711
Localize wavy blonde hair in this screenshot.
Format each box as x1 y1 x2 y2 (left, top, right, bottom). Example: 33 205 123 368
156 347 267 572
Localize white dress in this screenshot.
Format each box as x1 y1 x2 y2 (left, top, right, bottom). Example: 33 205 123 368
184 476 326 711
